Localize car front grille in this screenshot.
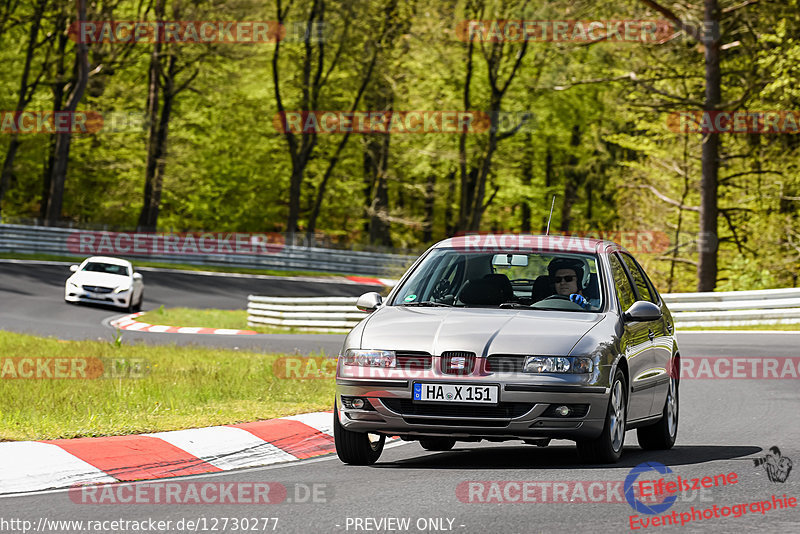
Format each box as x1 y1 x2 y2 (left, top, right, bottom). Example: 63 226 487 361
485 355 525 373
441 351 476 375
380 398 534 419
82 285 114 294
395 351 432 370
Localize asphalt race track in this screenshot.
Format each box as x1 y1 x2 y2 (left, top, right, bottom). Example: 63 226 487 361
1 261 799 533
0 260 380 354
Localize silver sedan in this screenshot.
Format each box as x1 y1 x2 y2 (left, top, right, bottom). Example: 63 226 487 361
334 235 679 464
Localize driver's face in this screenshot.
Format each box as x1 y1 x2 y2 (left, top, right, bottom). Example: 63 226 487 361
554 268 579 296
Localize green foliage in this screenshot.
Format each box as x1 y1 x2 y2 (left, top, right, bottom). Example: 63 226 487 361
0 0 798 292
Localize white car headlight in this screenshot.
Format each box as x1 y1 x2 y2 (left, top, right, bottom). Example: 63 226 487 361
114 285 132 293
343 349 396 368
523 356 593 374
67 281 79 288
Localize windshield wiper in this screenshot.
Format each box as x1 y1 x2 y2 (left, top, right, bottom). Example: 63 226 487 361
399 301 454 307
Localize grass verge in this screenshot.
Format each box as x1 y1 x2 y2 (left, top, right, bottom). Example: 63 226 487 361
0 331 335 441
136 307 340 334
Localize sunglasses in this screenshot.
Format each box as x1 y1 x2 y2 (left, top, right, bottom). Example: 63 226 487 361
554 275 576 283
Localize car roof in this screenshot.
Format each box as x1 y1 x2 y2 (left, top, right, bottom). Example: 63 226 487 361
433 234 629 255
82 256 133 267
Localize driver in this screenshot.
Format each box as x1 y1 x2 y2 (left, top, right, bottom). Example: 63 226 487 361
547 258 594 309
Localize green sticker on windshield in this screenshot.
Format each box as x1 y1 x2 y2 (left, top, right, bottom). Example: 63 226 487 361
404 294 417 302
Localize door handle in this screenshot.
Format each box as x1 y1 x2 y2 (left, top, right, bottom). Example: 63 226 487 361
648 329 655 340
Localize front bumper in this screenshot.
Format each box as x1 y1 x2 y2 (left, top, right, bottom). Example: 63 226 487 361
335 377 610 441
65 287 132 308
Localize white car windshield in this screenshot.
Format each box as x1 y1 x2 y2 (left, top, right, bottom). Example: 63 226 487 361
392 248 604 312
82 262 130 276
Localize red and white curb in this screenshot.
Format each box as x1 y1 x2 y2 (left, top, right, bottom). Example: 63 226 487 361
110 312 258 335
345 276 397 287
0 412 335 495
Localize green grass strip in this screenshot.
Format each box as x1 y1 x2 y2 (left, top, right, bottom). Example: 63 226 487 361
0 331 335 441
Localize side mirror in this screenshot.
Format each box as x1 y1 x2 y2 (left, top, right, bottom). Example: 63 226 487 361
69 265 79 272
623 301 663 322
356 292 382 312
133 273 143 281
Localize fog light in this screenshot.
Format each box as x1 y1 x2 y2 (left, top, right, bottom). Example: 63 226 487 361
554 405 571 417
352 398 365 409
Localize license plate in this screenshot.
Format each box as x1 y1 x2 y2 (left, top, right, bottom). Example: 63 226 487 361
413 383 498 404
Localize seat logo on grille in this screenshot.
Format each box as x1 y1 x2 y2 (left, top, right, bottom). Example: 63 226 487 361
450 356 466 369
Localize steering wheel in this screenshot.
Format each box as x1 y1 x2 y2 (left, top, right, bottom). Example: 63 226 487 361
431 278 452 300
541 294 571 301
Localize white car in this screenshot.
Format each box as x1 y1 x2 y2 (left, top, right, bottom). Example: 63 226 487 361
64 256 144 311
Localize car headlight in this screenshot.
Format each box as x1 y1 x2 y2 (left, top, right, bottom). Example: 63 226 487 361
67 281 79 289
522 356 593 374
114 285 132 293
343 349 396 368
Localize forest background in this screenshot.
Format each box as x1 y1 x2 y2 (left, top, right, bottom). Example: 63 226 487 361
0 0 798 293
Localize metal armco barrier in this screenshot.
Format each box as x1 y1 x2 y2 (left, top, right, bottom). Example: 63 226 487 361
0 223 415 276
247 295 364 332
247 288 800 332
664 288 800 327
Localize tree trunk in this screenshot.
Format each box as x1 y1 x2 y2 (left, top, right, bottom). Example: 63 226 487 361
40 11 69 220
542 146 553 233
0 0 46 217
43 0 89 225
697 0 721 291
520 133 533 233
423 173 436 242
560 125 582 233
137 0 165 231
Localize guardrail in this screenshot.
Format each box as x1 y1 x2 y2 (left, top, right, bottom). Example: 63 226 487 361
664 288 800 327
0 223 415 276
247 295 363 332
247 288 800 332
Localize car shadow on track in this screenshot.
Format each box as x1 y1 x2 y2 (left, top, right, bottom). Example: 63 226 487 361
373 444 762 470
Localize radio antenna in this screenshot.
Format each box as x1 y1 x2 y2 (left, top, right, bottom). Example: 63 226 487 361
545 195 555 236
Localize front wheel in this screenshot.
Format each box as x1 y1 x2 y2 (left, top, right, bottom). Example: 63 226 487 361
577 369 627 464
333 403 385 465
133 292 143 312
637 374 678 450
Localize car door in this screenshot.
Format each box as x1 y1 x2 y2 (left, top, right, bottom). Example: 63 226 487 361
608 253 653 422
624 255 675 416
619 252 668 418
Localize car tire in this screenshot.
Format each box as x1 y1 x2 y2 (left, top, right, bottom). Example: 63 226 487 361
133 292 143 312
419 437 456 451
637 374 678 450
576 369 627 464
333 402 385 465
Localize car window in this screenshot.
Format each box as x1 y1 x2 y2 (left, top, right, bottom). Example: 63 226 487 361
620 253 655 303
82 262 130 276
391 248 603 311
609 254 636 311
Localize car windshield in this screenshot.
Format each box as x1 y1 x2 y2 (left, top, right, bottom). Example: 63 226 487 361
82 262 130 276
391 248 603 312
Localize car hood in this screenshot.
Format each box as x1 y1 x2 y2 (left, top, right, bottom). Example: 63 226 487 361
68 272 130 288
358 306 604 356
